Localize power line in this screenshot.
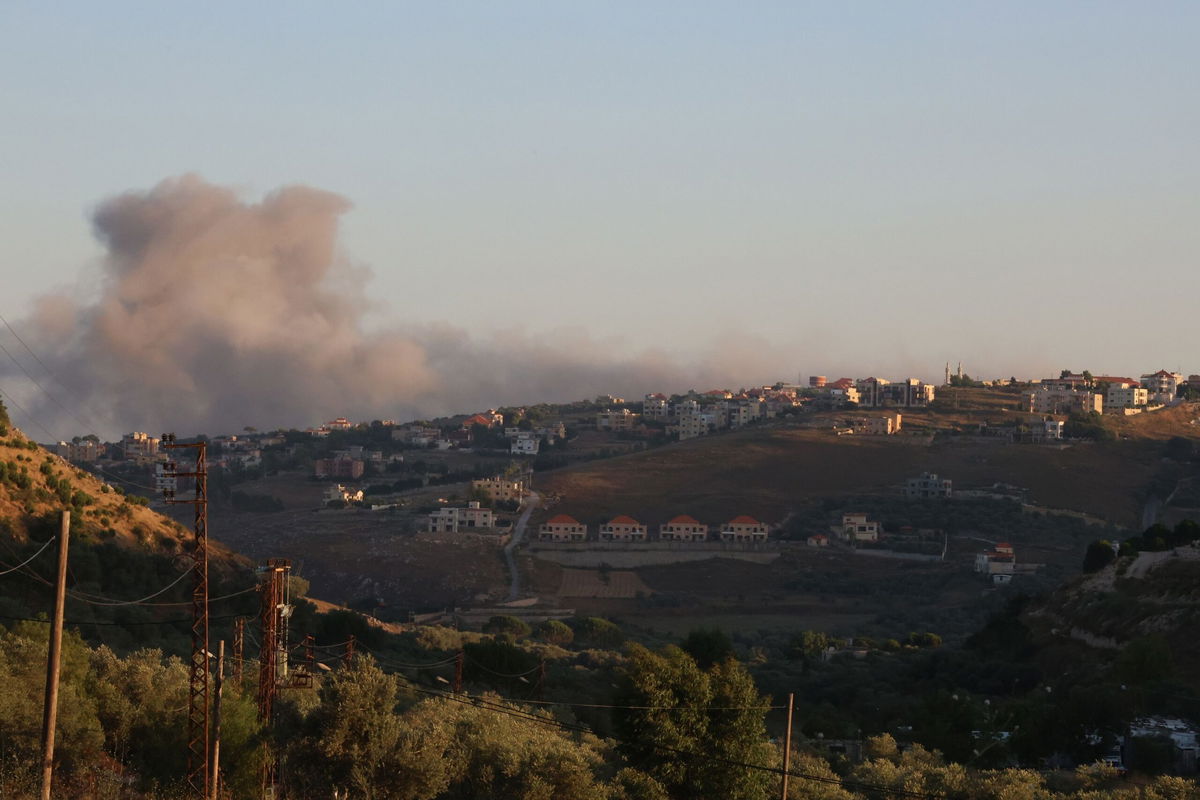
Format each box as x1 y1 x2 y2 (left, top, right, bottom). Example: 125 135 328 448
67 566 194 606
0 536 56 576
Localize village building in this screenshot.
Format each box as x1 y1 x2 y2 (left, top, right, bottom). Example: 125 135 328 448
643 393 670 420
599 515 648 542
719 515 769 543
1030 419 1065 441
807 533 830 547
974 542 1016 584
471 475 527 503
659 514 709 542
841 513 880 542
596 408 639 431
326 417 353 431
510 433 540 456
313 456 364 480
1140 370 1184 404
905 472 952 498
1026 387 1104 415
852 414 901 435
538 514 588 542
427 501 495 533
855 377 936 408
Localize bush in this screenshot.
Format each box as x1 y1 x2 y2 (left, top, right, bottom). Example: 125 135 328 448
482 615 531 638
535 619 574 645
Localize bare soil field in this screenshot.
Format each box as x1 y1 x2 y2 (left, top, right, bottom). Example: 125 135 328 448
557 568 653 598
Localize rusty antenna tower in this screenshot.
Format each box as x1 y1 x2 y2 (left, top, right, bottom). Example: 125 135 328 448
159 434 210 799
257 558 291 796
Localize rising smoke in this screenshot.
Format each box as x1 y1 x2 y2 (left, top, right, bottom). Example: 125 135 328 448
8 175 793 437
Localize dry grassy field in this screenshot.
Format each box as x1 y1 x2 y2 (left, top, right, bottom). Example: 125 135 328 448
535 423 1164 529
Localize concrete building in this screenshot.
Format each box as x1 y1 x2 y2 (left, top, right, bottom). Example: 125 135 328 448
121 432 160 465
905 472 952 499
510 433 540 456
1031 419 1065 441
596 408 639 431
841 513 880 542
428 501 495 533
807 533 829 547
538 514 588 542
471 475 528 503
975 542 1016 584
856 377 936 408
313 457 364 479
599 515 648 542
643 393 670 420
1141 370 1184 404
677 411 718 441
1026 387 1104 415
324 484 364 504
659 514 709 542
719 515 769 543
853 414 901 435
726 397 764 429
1107 384 1149 410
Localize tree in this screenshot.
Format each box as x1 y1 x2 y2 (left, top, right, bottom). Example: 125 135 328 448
615 644 773 800
681 626 734 669
1082 540 1116 573
572 616 624 648
482 615 532 638
536 619 574 646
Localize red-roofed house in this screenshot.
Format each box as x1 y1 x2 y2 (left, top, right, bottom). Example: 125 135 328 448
659 515 709 542
1141 370 1184 403
463 410 503 429
704 389 733 399
975 542 1016 584
599 515 648 542
539 514 588 542
807 533 829 547
720 515 769 543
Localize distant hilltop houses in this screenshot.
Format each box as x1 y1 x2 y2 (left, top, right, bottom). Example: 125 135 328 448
1024 370 1195 416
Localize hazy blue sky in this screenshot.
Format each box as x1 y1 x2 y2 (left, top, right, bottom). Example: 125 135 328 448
2 2 1198 394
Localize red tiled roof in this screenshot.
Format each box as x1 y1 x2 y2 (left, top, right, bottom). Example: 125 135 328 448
728 515 761 525
704 389 729 396
667 514 703 525
609 514 640 525
545 514 580 525
463 414 493 426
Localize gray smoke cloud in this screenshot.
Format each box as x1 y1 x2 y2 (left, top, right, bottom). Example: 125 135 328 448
10 175 798 438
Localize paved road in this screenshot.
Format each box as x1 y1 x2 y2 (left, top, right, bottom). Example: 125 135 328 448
504 491 539 601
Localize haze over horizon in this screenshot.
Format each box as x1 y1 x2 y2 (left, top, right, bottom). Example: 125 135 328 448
2 3 1197 437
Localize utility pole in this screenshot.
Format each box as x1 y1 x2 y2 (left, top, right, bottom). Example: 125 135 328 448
161 434 210 799
780 692 794 800
211 640 225 800
344 635 355 667
39 510 70 800
536 658 546 701
453 651 464 693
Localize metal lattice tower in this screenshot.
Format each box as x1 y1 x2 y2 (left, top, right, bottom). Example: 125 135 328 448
160 435 210 799
257 559 290 796
232 617 245 689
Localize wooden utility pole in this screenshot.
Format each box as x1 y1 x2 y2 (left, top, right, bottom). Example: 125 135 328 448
211 640 225 800
39 510 70 800
780 692 794 800
453 651 464 693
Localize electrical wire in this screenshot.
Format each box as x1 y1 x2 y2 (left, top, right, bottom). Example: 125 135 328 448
0 612 244 627
0 536 56 575
66 566 194 606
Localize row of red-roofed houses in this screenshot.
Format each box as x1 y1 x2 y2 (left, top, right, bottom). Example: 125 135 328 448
537 513 770 544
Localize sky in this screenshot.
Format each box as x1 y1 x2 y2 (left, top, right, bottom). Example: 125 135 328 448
1 3 1198 436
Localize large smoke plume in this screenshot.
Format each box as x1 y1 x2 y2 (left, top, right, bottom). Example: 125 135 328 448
9 175 793 437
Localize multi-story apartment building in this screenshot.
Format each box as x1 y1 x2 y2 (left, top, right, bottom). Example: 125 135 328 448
1026 387 1104 415
313 457 364 479
538 514 588 542
471 475 527 503
677 411 718 441
427 501 495 533
596 409 639 431
719 515 769 543
643 393 670 420
510 434 540 456
121 432 160 464
856 378 936 408
841 513 880 542
1141 370 1184 404
904 472 952 498
659 515 709 542
599 515 648 542
725 398 764 429
1106 384 1149 410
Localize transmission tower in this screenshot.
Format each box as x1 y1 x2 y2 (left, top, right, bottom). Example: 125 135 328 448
160 434 210 799
232 618 245 688
257 559 291 796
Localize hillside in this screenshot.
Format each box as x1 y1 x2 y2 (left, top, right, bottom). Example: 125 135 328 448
535 417 1172 529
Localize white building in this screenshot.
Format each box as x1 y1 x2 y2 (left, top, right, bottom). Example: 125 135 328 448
599 515 648 542
719 515 769 543
643 393 670 420
538 514 588 542
905 472 952 499
1141 370 1184 404
511 433 540 456
659 515 709 542
428 502 496 533
841 513 880 542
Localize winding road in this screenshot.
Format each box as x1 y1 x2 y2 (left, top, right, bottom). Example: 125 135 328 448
504 491 539 601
